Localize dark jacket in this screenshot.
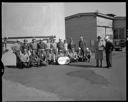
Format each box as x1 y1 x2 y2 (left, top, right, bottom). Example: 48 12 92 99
68 43 75 50
57 42 64 50
105 41 114 53
79 40 86 50
37 42 47 49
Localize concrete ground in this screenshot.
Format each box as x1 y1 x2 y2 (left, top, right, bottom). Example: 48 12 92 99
2 48 126 101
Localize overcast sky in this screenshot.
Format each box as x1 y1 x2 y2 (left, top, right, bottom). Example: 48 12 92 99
64 2 126 17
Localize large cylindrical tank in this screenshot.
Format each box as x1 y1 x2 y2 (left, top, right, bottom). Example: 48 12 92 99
2 3 65 42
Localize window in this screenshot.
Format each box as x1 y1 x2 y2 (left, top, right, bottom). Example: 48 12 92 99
119 28 124 39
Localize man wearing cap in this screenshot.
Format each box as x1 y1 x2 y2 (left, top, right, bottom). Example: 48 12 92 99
29 38 37 54
37 39 47 64
57 39 64 53
104 36 114 68
21 39 29 53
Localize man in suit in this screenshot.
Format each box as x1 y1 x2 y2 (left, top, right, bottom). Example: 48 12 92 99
104 36 114 68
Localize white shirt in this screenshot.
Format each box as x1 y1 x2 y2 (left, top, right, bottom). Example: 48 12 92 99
64 43 68 51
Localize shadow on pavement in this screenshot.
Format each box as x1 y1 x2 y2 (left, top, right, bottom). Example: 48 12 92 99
67 63 101 69
66 70 109 85
5 65 20 69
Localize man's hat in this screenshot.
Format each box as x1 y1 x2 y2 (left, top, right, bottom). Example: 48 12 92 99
97 36 101 39
24 39 28 42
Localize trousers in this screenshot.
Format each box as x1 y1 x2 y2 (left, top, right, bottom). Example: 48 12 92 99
106 52 112 67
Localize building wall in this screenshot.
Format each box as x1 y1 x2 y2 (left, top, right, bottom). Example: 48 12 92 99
113 18 126 39
65 15 97 48
2 3 65 42
113 18 126 28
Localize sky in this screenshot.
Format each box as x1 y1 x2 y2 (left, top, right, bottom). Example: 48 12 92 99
64 2 126 17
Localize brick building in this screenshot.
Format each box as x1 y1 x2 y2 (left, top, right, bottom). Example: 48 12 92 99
113 16 126 40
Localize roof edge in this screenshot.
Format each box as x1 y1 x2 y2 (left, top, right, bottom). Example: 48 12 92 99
65 12 115 20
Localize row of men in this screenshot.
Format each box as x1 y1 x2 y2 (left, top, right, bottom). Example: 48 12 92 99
11 36 91 68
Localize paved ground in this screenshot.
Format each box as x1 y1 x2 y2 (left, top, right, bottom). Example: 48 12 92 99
2 49 126 101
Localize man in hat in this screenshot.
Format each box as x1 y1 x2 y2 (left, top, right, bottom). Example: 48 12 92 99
104 36 114 68
57 39 64 53
95 36 104 67
29 38 37 54
37 39 48 64
21 39 29 53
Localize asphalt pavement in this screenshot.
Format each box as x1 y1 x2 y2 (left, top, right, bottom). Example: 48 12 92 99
2 50 126 101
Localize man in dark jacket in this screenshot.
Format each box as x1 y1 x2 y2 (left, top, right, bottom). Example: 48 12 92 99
68 37 76 53
57 39 64 53
104 36 114 68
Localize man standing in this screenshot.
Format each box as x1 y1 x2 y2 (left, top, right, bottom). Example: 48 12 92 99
104 36 114 68
78 35 86 59
57 39 64 53
37 39 47 62
95 36 104 67
29 38 37 54
68 37 75 53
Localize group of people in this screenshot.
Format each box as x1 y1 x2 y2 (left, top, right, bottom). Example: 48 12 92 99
95 36 114 68
11 36 91 68
11 35 114 69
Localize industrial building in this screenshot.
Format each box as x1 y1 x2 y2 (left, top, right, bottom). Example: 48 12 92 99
65 12 114 51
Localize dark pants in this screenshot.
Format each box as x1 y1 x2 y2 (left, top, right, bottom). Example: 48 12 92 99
14 51 22 68
106 52 112 67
